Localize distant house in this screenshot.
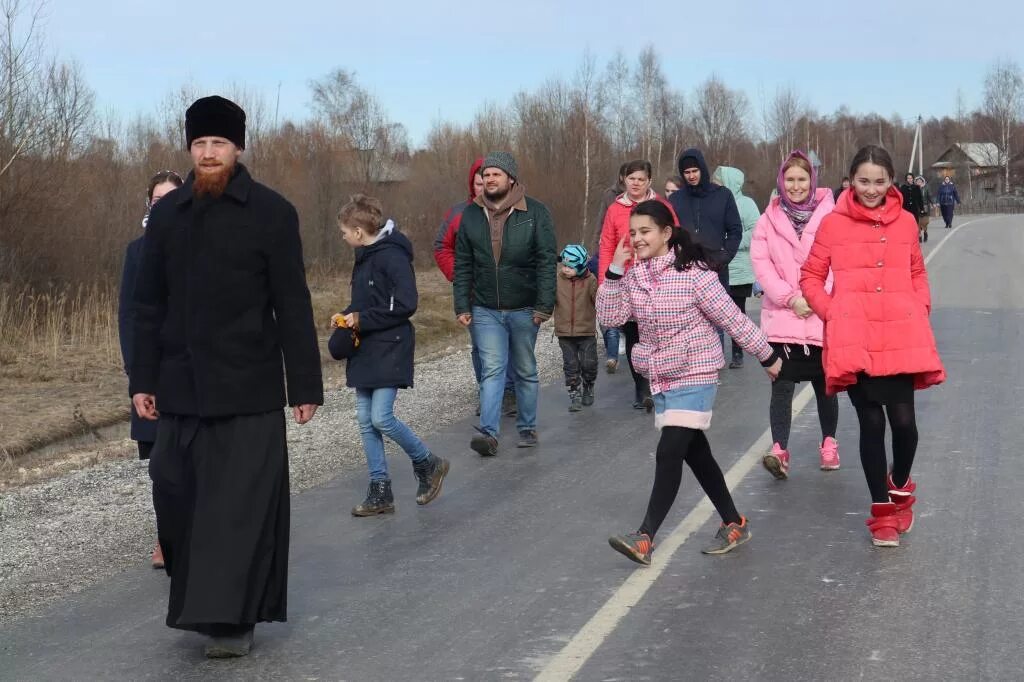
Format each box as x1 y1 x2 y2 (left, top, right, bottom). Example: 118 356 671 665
930 143 1004 197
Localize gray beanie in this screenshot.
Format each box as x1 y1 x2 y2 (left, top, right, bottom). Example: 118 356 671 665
482 151 518 180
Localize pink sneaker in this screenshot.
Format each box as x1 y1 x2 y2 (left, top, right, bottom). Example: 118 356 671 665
762 443 790 480
887 473 916 533
819 437 840 470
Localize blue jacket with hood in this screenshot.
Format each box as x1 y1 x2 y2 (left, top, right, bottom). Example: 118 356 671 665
668 147 743 286
332 220 418 389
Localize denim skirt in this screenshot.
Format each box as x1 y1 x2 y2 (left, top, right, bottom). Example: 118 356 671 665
652 383 718 431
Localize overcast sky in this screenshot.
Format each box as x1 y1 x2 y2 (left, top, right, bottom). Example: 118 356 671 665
39 0 1024 146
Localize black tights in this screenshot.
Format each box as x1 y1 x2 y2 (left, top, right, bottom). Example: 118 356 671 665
639 426 741 539
622 321 646 395
854 402 918 502
769 378 839 448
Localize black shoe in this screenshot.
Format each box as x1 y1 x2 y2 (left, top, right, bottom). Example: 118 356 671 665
729 353 743 369
501 389 517 417
639 380 654 413
471 428 498 457
568 388 583 412
204 626 255 658
412 453 450 505
517 430 538 448
581 382 595 406
352 480 395 516
924 231 929 242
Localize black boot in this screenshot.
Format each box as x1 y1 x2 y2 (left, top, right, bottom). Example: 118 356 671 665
501 388 517 417
568 386 583 412
729 349 744 369
412 454 450 506
634 379 653 412
581 381 595 406
352 480 395 516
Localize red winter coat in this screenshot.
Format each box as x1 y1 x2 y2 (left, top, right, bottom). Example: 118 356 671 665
597 190 677 284
433 158 484 281
799 186 945 395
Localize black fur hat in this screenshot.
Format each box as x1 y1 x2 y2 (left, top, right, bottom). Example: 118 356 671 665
185 95 246 150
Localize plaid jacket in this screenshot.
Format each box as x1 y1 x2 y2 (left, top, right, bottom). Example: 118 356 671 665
597 254 773 394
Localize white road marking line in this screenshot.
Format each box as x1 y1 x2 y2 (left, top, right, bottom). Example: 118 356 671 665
534 213 1001 681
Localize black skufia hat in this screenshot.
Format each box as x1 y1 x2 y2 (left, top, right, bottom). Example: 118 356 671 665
185 95 246 150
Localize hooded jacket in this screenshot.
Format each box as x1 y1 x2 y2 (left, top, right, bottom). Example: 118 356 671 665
750 188 834 345
338 221 418 389
715 167 759 287
799 187 946 395
668 148 743 287
597 189 678 284
554 268 597 336
433 158 484 281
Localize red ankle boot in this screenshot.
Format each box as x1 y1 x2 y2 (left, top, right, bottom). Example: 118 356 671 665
887 473 916 534
866 503 900 547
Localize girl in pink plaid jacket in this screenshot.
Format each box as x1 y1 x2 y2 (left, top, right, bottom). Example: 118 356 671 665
598 200 782 563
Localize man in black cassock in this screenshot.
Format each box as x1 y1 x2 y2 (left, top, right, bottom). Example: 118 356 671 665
131 95 323 658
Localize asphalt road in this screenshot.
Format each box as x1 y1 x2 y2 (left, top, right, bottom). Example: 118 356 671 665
2 215 1020 681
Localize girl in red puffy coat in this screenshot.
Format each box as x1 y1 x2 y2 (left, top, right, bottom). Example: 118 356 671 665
800 145 945 548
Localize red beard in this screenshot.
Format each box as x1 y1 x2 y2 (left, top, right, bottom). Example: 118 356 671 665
193 163 233 198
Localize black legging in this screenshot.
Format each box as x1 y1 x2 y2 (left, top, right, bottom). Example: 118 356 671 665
854 401 918 502
769 378 839 449
622 321 647 396
639 426 741 539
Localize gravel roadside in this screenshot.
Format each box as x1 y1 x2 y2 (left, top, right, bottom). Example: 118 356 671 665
0 331 570 625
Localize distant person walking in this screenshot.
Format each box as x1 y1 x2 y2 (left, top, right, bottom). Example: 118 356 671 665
915 175 933 242
712 166 759 368
937 176 961 229
899 173 926 242
833 177 851 203
750 151 840 477
600 200 781 564
591 163 628 375
118 169 182 570
554 244 598 412
801 145 945 548
598 159 679 411
454 151 558 455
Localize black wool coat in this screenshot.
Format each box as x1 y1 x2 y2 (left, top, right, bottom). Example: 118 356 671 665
333 225 417 390
118 234 158 443
130 164 323 417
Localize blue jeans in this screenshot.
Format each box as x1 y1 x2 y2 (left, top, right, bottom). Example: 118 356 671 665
600 325 621 362
471 306 539 436
470 329 515 390
356 387 429 481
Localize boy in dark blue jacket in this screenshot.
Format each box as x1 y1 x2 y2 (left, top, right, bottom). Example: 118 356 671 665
331 195 450 515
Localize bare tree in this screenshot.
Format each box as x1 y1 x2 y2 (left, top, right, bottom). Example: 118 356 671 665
691 74 749 164
982 58 1023 191
766 85 804 160
602 50 636 154
0 0 47 178
633 45 666 162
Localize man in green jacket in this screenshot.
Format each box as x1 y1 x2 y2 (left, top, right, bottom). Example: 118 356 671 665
454 151 557 455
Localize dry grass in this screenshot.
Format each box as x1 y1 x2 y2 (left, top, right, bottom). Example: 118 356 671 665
0 271 462 469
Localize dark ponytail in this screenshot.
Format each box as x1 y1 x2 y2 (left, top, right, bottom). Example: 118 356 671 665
630 200 716 272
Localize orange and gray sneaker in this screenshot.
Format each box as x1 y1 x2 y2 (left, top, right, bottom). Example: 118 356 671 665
866 502 900 547
608 532 654 566
887 473 917 533
819 437 840 470
701 517 752 555
151 541 165 569
763 443 791 480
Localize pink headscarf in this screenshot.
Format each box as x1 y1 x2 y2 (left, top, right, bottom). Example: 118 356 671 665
777 150 822 236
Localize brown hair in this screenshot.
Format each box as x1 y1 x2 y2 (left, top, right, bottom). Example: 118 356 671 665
623 159 653 179
338 194 385 234
147 170 183 201
665 175 684 187
849 145 895 181
782 155 813 177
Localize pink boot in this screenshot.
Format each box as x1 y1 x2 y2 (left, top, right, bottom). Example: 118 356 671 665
866 503 900 547
762 443 790 480
888 473 916 533
819 437 840 470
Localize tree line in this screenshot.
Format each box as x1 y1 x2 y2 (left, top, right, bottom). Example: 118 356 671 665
2 0 1023 291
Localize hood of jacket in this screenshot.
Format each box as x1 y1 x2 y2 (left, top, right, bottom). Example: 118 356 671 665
355 220 414 265
833 184 904 225
713 166 745 196
677 147 712 196
467 157 484 201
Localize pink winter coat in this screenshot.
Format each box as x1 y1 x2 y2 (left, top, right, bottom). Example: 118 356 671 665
750 188 834 346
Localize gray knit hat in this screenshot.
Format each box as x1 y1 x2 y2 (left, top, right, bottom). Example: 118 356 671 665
482 151 518 180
